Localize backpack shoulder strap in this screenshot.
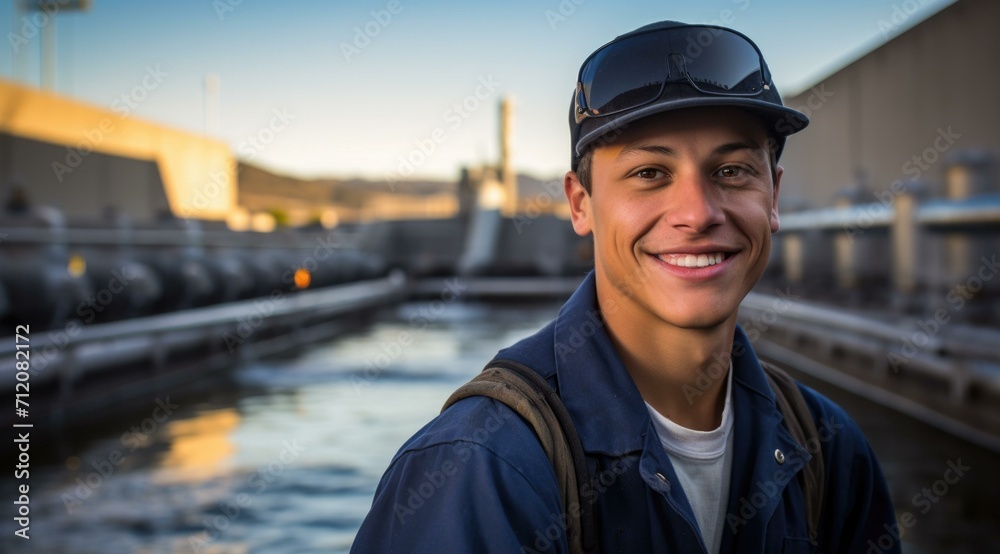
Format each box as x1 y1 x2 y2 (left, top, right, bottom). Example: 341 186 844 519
761 360 825 545
442 359 598 554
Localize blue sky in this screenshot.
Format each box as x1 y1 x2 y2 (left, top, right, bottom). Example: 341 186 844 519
1 0 954 182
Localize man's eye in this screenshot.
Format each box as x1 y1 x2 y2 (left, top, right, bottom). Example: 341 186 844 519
717 166 743 178
635 168 664 180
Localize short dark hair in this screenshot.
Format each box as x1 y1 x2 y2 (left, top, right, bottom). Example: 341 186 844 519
576 149 594 194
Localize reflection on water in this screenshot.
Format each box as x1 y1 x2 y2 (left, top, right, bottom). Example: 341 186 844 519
0 301 562 553
1 299 998 553
155 409 240 485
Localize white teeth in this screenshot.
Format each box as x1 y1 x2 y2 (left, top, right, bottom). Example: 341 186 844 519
659 252 726 268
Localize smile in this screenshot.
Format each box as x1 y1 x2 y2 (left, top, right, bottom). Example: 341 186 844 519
656 252 729 268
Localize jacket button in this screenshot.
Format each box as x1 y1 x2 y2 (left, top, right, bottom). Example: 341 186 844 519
774 449 786 464
655 472 669 484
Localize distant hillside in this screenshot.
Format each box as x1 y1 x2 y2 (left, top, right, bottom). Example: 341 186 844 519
237 163 564 210
237 163 455 210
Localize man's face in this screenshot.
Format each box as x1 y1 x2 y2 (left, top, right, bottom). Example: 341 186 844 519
565 107 782 331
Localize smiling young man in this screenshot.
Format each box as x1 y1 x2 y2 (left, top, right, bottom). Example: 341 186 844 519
352 21 898 554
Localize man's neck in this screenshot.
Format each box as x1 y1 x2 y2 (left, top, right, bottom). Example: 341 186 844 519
598 288 737 432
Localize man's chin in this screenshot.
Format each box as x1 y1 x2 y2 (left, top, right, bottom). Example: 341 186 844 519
653 306 736 332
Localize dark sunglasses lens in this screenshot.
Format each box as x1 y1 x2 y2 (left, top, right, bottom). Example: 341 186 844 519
581 33 668 115
675 28 763 94
580 28 765 116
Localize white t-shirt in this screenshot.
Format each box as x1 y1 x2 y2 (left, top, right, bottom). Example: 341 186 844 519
645 362 734 554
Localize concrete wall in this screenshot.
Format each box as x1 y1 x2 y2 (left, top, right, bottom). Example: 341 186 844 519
0 79 235 222
779 0 999 207
0 132 170 221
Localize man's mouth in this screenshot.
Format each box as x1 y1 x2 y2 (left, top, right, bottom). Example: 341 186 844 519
656 252 731 268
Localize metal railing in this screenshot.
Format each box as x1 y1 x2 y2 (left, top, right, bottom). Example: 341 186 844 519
0 274 408 395
0 225 357 250
780 193 1000 232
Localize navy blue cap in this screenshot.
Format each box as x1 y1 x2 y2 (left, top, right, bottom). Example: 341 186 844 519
570 21 809 171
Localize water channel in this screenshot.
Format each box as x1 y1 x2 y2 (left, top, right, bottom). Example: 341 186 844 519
1 299 997 553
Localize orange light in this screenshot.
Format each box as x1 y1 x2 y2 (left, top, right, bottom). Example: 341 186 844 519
67 254 86 277
294 268 311 289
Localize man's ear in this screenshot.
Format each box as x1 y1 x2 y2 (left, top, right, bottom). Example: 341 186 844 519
770 164 783 233
565 170 593 237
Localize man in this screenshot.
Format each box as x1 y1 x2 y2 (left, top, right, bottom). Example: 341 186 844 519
352 21 898 553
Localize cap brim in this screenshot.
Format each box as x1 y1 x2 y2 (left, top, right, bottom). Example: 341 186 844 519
576 95 809 157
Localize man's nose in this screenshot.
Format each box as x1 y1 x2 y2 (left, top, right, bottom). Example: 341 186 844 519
666 173 725 233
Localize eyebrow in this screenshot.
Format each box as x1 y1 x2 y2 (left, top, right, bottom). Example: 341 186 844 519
712 140 763 156
616 144 675 159
616 140 764 160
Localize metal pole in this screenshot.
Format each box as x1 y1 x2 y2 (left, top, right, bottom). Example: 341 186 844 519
892 186 919 296
40 12 55 89
204 73 221 135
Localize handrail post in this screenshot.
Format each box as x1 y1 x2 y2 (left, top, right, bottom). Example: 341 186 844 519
833 196 856 290
942 150 996 322
892 183 922 312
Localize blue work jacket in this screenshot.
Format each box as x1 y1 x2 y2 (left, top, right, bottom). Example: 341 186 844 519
352 272 899 553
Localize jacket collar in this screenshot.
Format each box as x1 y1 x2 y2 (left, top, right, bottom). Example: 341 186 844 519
549 271 793 457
